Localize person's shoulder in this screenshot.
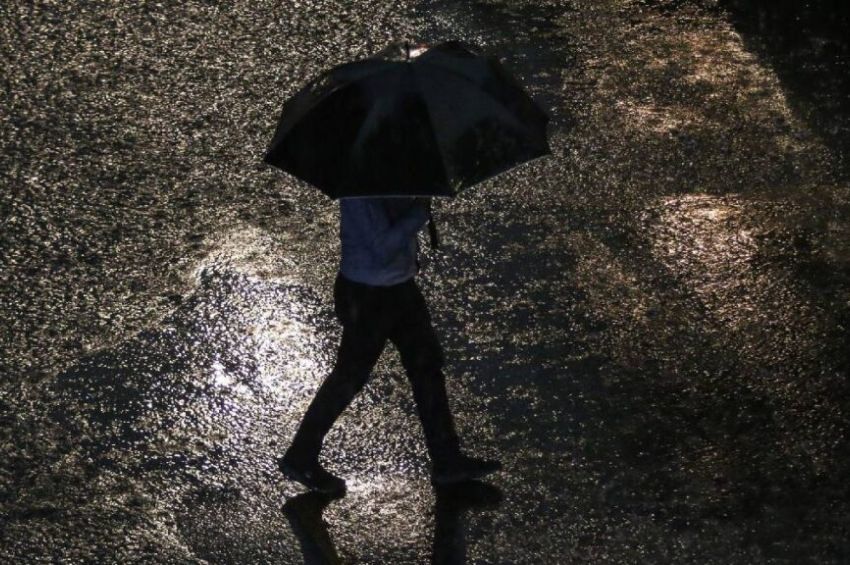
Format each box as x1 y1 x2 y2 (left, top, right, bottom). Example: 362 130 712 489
340 197 385 221
341 197 384 211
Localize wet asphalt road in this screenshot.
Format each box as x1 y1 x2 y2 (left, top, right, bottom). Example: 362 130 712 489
2 0 850 563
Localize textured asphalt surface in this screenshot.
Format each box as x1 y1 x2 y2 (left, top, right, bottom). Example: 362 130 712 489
2 1 849 563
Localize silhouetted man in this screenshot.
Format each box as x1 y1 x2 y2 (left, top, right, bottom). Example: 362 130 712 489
278 197 500 494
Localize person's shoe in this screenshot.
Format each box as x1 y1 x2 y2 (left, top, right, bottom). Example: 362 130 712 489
278 454 346 495
431 454 502 486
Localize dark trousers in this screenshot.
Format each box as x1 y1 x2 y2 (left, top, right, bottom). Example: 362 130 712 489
288 273 461 465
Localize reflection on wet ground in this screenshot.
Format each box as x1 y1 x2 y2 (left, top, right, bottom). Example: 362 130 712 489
283 482 502 564
3 0 850 563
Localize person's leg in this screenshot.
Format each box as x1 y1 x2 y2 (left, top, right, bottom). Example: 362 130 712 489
388 280 460 466
284 276 388 467
286 328 386 462
390 280 501 484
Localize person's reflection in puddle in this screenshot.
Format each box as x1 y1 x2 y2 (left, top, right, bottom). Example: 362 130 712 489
281 481 503 564
432 481 503 564
282 490 345 564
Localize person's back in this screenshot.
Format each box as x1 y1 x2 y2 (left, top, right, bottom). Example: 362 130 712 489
339 198 427 287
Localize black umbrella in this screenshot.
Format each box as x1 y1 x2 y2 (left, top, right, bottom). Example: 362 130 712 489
263 40 550 200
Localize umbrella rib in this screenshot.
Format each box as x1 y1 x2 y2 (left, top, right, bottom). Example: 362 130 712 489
347 68 406 167
414 63 530 144
271 62 402 144
410 66 456 193
418 59 542 122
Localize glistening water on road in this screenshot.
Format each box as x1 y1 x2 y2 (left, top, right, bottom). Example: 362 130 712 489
2 0 849 563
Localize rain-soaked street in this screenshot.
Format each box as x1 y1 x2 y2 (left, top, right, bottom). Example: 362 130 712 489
3 0 850 563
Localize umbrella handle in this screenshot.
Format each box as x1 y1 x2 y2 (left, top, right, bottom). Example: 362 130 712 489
426 201 439 250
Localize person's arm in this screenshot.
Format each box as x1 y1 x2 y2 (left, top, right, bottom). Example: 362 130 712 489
370 200 427 263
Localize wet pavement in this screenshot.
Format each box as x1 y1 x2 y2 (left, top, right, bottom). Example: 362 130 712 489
2 0 849 563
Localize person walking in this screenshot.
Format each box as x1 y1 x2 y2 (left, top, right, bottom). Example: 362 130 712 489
278 197 500 494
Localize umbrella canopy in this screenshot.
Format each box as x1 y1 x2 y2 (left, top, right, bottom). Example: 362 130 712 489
263 41 550 199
